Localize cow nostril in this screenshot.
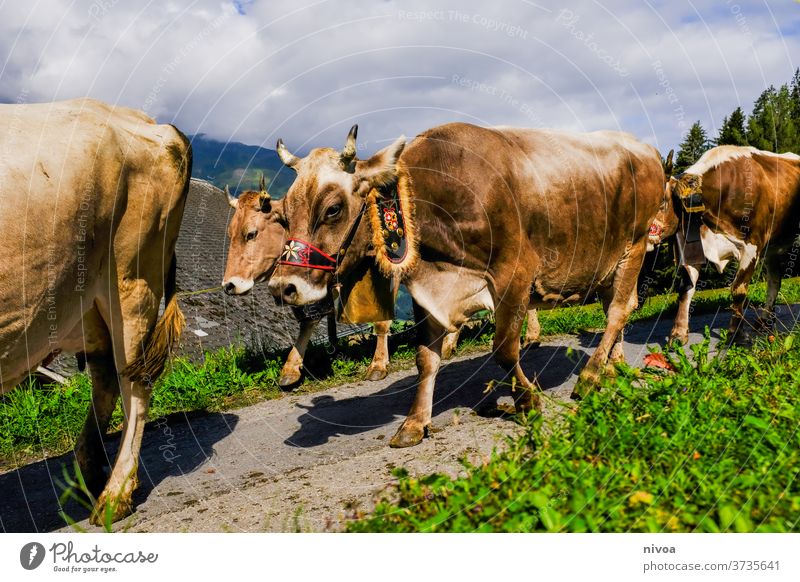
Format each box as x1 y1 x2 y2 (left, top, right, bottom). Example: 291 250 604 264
223 282 236 295
283 283 297 301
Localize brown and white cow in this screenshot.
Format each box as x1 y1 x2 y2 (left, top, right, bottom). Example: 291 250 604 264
0 98 190 523
654 145 800 343
221 181 394 384
266 122 665 447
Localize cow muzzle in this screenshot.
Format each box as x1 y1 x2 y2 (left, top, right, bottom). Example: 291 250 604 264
223 276 254 296
267 275 329 306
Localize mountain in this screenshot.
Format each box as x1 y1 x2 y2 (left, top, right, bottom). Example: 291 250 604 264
189 134 295 197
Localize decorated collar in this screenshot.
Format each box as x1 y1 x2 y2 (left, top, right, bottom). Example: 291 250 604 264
374 193 409 265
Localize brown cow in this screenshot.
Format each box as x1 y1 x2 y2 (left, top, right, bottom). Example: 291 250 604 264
221 181 397 384
653 145 800 343
221 180 539 379
266 122 665 447
0 98 190 524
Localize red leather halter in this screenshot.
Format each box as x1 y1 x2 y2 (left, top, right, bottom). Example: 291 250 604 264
278 201 368 274
278 239 337 271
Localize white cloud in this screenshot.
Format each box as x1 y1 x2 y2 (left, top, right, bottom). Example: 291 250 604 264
0 0 797 154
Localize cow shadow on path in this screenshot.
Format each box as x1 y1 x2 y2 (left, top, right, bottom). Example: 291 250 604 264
577 304 800 351
0 411 238 533
285 344 588 449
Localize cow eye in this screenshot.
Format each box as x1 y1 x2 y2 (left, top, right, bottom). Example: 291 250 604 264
245 230 258 241
325 204 342 219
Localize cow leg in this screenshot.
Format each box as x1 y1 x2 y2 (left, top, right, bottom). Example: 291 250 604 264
757 253 782 330
493 298 540 414
441 328 461 360
728 249 759 342
91 375 150 525
669 265 701 345
389 303 444 448
572 244 644 399
365 320 391 381
279 315 319 387
522 308 541 348
600 287 627 368
73 309 120 497
91 282 161 526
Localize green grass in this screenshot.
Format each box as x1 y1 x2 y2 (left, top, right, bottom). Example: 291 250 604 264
0 375 94 465
533 276 800 337
349 332 800 532
1 277 799 469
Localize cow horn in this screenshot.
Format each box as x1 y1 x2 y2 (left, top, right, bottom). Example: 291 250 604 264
340 124 358 169
224 184 238 209
276 139 300 169
664 149 675 178
259 173 267 193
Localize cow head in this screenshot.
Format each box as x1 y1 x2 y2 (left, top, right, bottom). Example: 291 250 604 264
222 177 286 295
267 125 406 305
648 149 681 250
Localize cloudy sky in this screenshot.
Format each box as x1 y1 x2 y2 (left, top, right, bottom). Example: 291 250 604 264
1 0 797 155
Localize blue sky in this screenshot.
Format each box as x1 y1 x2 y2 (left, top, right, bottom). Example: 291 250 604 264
0 0 797 154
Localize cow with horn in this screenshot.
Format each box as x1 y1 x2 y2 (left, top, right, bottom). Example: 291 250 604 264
221 175 462 385
221 171 541 385
264 122 665 447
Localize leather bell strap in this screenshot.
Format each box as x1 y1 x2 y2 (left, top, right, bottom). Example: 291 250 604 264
278 239 337 271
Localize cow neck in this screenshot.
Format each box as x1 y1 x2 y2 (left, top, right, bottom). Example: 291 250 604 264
332 200 368 276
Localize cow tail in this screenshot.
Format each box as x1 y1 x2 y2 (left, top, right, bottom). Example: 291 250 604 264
122 254 185 384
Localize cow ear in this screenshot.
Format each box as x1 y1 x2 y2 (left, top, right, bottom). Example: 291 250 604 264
354 135 406 194
664 149 674 178
265 197 285 223
258 189 272 213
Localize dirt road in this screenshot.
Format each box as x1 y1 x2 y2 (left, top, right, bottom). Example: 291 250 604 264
1 305 796 532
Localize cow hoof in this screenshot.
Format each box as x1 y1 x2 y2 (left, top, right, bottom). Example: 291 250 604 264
364 366 388 382
278 371 303 388
441 344 458 361
522 339 541 349
608 351 625 367
90 493 133 527
389 422 427 448
571 370 600 400
668 333 689 346
728 329 752 347
514 390 542 414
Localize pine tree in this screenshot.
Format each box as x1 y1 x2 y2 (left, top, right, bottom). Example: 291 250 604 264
716 107 748 146
790 68 800 151
747 86 777 151
747 84 796 152
674 121 711 173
